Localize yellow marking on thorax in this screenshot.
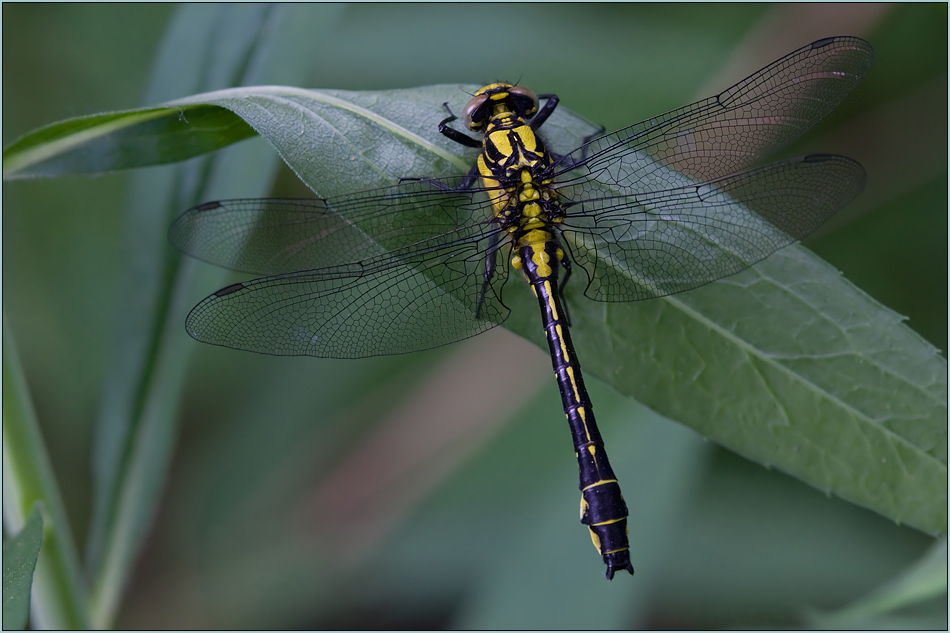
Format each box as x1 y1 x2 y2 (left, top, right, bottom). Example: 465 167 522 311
486 125 542 175
488 130 512 157
477 156 503 195
520 171 543 222
522 203 542 224
477 155 510 220
477 154 493 179
514 125 538 152
519 170 541 206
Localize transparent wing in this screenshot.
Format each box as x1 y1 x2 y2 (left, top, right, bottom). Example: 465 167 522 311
171 37 872 356
559 154 865 301
550 36 873 191
169 175 497 275
182 221 511 358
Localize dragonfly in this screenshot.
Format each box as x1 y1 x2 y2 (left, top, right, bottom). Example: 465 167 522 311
169 36 874 579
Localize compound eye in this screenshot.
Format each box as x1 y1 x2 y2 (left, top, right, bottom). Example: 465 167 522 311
508 86 539 118
462 94 489 131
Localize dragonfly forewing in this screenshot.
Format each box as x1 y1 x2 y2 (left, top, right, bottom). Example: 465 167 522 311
552 36 873 189
560 154 865 302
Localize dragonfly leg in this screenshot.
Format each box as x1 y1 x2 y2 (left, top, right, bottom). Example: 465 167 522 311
530 93 560 130
558 248 573 327
581 123 606 146
399 161 481 191
532 92 602 146
475 230 501 320
547 119 607 171
438 102 482 148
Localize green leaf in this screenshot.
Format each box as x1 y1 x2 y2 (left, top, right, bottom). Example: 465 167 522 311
5 26 945 550
2 506 44 630
2 106 256 179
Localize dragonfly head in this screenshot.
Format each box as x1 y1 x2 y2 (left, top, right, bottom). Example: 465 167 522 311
463 83 539 132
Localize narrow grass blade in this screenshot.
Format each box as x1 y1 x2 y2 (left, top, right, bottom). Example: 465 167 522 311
2 319 91 629
2 505 45 630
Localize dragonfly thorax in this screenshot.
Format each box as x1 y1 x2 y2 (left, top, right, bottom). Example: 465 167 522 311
472 90 561 245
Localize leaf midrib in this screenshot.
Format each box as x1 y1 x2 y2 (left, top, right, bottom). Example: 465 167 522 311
171 85 472 173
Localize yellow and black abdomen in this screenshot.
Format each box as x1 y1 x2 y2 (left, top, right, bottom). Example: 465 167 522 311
518 238 634 579
474 100 633 579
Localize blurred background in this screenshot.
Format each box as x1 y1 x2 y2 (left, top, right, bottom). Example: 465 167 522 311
3 3 946 629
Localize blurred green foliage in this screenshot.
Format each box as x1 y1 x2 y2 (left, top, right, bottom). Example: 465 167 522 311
3 3 946 629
